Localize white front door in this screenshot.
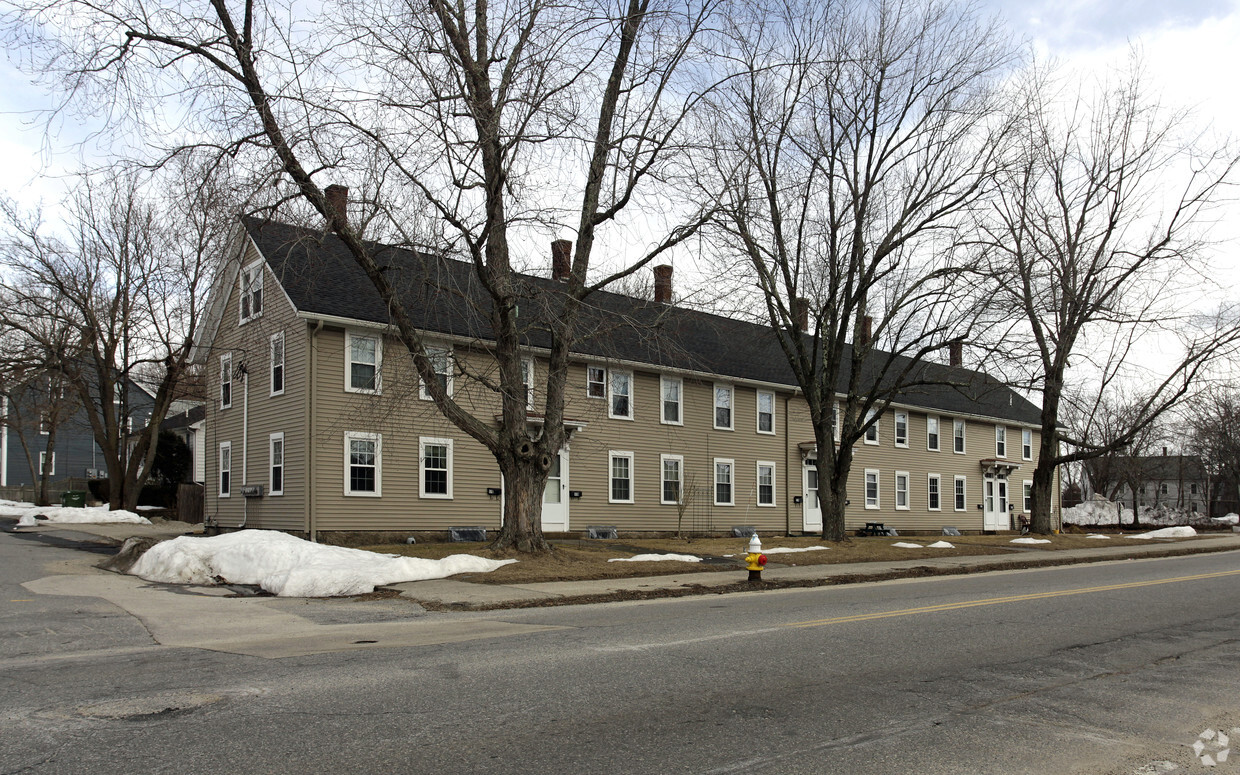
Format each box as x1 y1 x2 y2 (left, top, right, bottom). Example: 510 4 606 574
541 448 569 532
802 457 823 532
983 474 1009 531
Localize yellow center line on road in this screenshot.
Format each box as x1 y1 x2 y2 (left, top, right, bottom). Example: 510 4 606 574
783 568 1240 629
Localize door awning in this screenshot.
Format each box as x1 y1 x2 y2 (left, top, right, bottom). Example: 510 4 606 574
978 458 1021 475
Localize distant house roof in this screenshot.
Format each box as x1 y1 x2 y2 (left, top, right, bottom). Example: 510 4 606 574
241 217 1043 425
161 404 205 432
1109 455 1208 482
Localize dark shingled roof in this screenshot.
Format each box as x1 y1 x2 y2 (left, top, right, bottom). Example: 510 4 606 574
244 217 1042 425
1109 455 1207 482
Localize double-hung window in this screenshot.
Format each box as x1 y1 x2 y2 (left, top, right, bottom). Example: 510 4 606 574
953 419 966 453
609 451 634 503
928 474 941 511
927 417 940 451
1023 481 1033 512
220 353 233 409
609 370 633 419
345 432 381 496
757 391 775 434
1022 428 1033 460
995 426 1007 458
239 261 263 322
894 411 909 447
954 475 967 511
419 345 452 400
661 454 683 505
864 408 879 444
757 462 776 506
864 469 879 508
38 451 54 477
714 384 733 430
520 358 534 410
270 332 285 396
714 459 734 505
587 366 606 399
346 332 381 393
269 433 284 496
661 376 683 425
895 471 909 509
219 442 232 498
420 437 453 499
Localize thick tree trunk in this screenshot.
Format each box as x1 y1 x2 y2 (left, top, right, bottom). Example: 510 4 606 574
491 448 553 553
1030 459 1056 535
820 430 853 542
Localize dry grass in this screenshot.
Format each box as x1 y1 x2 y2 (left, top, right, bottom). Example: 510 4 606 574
355 531 1191 585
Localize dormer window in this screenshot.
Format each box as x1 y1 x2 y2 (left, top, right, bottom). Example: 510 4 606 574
239 261 264 323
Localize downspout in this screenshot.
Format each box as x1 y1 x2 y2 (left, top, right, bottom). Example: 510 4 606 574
240 365 249 528
307 320 323 541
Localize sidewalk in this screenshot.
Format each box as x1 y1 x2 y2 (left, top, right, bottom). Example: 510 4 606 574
12 518 1240 610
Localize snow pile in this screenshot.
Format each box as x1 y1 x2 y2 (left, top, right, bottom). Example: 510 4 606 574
1064 498 1208 527
892 542 924 549
1011 537 1052 544
926 541 955 549
6 503 151 527
128 530 516 597
1085 534 1111 539
1211 514 1239 525
608 553 702 563
763 547 829 555
1129 526 1198 540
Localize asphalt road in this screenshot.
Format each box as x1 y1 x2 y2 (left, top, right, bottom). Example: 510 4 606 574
2 529 1240 774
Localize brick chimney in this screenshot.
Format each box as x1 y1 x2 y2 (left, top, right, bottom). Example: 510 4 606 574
551 239 572 281
860 315 873 346
653 265 673 303
793 298 810 332
949 340 963 367
324 184 348 229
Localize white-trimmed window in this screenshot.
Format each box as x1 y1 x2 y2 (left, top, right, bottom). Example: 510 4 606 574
521 357 535 410
714 459 734 505
895 471 909 510
832 402 841 443
995 426 1007 458
927 416 940 451
609 370 633 419
894 411 908 447
220 353 233 409
419 345 452 400
953 419 966 454
954 475 966 511
269 433 284 496
219 441 232 498
38 412 49 435
660 454 683 505
865 469 880 508
661 376 683 425
420 437 453 499
864 408 879 444
714 384 733 430
609 451 634 503
270 332 285 396
38 451 54 477
239 260 264 322
345 432 381 497
757 391 775 434
587 365 606 399
1023 480 1032 512
757 462 776 506
346 332 381 394
1022 428 1033 460
928 474 941 511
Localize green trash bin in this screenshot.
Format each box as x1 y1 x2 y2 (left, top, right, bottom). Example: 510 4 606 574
60 490 87 508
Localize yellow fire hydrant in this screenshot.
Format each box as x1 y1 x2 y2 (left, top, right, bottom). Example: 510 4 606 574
745 533 768 582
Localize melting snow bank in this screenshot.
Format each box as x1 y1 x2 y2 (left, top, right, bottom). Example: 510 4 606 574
763 546 829 555
926 541 955 549
1010 537 1052 544
8 504 151 527
1085 534 1111 539
607 553 702 563
128 530 516 597
892 542 924 549
1129 526 1197 539
1211 514 1239 525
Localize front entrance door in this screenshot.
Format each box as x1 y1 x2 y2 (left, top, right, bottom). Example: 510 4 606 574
541 448 569 532
983 474 1009 531
802 457 823 533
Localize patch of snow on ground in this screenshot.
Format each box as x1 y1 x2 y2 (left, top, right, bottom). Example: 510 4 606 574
1085 534 1111 539
608 553 702 563
892 542 924 548
12 504 151 527
136 505 163 512
762 547 829 555
1211 514 1239 525
926 541 954 548
128 530 516 597
1129 526 1198 539
1011 537 1052 544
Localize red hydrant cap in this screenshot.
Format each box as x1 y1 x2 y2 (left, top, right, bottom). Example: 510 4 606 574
758 554 768 565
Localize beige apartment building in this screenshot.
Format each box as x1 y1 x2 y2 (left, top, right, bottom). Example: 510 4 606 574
193 217 1058 539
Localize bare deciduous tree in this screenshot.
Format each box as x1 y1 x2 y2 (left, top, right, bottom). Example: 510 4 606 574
703 0 1015 540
